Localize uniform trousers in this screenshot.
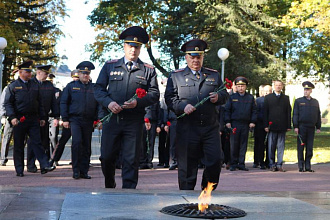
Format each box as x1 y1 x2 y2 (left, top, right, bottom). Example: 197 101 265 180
49 117 59 156
27 120 50 169
230 123 249 168
70 118 93 174
297 126 315 170
1 121 13 162
176 119 222 190
140 121 157 167
169 120 177 165
100 116 143 189
13 117 48 174
254 121 268 166
52 127 71 162
268 131 286 168
158 129 169 166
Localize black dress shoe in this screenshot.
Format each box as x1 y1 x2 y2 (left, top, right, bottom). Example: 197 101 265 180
55 161 60 166
238 167 249 171
80 173 91 179
157 163 164 167
16 173 24 177
229 166 236 171
73 173 80 179
164 164 170 168
41 166 56 174
260 165 266 170
252 164 259 168
169 164 178 170
305 169 315 172
27 167 38 173
299 168 304 172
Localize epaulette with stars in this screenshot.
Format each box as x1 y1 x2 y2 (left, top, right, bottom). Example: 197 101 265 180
204 67 218 72
106 59 119 64
144 63 154 69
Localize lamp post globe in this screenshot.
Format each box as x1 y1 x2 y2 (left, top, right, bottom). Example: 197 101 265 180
0 37 7 50
217 48 229 61
217 48 229 82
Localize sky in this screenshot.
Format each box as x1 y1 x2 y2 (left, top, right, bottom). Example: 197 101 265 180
54 0 156 89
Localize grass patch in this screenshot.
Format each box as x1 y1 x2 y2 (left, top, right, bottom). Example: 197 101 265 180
246 127 330 163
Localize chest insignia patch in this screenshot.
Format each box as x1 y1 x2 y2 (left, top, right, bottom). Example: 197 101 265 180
299 103 306 105
72 87 80 90
15 86 23 89
206 78 215 82
136 75 146 80
232 99 238 102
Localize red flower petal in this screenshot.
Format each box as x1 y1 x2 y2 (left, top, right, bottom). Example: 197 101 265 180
136 88 147 98
167 121 171 126
144 118 150 123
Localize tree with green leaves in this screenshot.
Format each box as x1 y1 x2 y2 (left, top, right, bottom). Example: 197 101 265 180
281 0 330 79
0 0 66 87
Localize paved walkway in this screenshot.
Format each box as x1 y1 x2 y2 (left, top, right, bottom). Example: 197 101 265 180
0 131 329 219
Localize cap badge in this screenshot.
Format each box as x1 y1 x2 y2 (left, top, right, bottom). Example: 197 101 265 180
195 47 199 51
134 37 138 41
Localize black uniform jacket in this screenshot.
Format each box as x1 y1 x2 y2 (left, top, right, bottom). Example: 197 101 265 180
60 80 100 122
31 77 59 119
293 96 321 129
4 78 46 122
165 66 229 125
224 92 257 124
145 102 159 122
94 57 160 118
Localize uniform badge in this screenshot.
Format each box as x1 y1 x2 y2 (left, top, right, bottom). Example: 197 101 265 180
299 103 306 105
72 87 80 90
110 71 113 76
206 78 215 82
136 75 146 80
15 86 22 89
232 99 238 102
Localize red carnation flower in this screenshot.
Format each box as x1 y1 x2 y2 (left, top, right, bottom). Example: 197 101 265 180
19 116 26 123
301 143 305 146
225 78 233 89
269 121 273 126
136 88 147 98
144 118 150 123
232 127 237 134
93 120 100 126
166 121 171 126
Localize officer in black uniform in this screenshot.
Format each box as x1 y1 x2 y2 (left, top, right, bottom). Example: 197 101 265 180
4 61 55 176
165 39 229 190
293 81 321 172
140 102 159 169
27 64 60 172
49 70 79 167
61 62 100 179
94 26 160 189
225 77 257 171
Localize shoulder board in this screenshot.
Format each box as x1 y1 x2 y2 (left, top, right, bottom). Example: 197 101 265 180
106 59 119 64
174 68 184 73
144 63 154 69
204 67 218 72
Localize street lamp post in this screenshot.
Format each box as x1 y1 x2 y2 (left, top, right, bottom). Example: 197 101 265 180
217 48 229 82
0 37 8 94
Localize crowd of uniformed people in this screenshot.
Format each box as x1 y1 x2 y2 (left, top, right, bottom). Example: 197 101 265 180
0 26 322 190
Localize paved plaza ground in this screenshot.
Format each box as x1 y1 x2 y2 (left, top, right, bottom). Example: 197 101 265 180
0 132 329 219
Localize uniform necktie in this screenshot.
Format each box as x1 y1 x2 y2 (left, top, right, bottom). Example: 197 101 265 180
127 61 133 71
195 71 200 79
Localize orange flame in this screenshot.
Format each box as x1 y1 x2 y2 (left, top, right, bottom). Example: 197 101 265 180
198 182 216 212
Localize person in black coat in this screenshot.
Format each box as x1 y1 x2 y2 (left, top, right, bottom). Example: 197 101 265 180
293 81 321 172
4 61 55 176
26 64 60 172
61 61 101 179
94 26 160 189
264 80 291 172
165 39 229 190
140 102 159 169
253 85 272 169
225 76 257 171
